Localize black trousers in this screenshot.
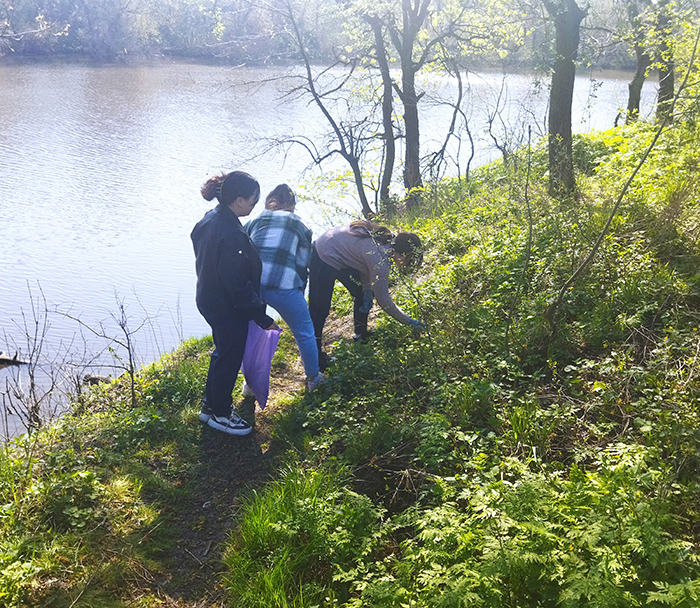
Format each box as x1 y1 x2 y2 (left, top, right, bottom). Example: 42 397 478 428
308 248 369 355
202 313 249 417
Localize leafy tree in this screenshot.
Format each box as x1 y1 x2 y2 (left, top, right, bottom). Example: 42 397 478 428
615 0 680 125
145 0 222 55
0 0 57 53
359 0 494 205
347 0 523 207
610 0 694 126
655 0 675 123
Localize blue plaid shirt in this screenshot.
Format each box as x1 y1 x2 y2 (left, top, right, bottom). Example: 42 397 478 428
245 209 313 291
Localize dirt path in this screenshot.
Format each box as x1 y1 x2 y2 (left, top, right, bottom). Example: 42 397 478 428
147 374 300 606
145 317 354 606
152 429 280 606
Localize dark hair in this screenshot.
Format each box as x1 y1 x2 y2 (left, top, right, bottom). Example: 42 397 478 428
349 221 422 269
392 232 423 269
265 183 296 211
201 171 260 205
349 220 394 245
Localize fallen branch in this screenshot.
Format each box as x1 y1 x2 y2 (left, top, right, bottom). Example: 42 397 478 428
0 352 29 370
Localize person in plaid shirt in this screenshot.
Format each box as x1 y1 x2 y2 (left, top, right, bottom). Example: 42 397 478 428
245 184 324 391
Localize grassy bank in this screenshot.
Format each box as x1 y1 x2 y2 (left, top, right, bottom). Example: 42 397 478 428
225 121 700 606
2 119 700 606
0 331 310 607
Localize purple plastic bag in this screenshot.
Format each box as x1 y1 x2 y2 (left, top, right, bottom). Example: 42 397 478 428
240 321 282 410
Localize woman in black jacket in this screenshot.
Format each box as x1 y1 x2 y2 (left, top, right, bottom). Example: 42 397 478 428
191 170 277 436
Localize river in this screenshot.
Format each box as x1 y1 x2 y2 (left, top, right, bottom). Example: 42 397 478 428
0 60 656 435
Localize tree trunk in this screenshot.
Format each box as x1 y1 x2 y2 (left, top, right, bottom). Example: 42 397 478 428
367 16 396 204
401 69 423 196
347 155 374 218
656 2 674 124
387 0 431 208
625 0 652 123
544 0 586 198
398 0 425 201
627 48 651 122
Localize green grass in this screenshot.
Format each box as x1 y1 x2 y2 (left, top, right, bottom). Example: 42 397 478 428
223 465 383 607
0 337 215 607
3 118 700 606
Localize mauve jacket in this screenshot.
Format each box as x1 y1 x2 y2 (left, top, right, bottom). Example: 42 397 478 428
191 203 273 328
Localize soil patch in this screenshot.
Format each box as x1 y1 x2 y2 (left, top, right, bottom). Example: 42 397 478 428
143 315 358 606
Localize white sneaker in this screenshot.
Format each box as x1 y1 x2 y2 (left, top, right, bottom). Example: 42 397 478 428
207 409 252 436
306 372 326 391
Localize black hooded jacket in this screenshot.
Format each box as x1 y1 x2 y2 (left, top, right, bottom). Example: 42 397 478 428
191 203 273 328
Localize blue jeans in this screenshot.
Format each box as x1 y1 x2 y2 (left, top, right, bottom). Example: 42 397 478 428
262 287 319 378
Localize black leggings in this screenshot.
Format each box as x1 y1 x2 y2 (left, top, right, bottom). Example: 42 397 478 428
308 248 369 353
202 314 249 417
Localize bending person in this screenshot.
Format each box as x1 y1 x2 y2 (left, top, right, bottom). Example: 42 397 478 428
245 184 324 391
191 170 277 436
308 221 425 370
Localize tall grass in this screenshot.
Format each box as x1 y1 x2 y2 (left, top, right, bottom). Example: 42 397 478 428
224 465 384 607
